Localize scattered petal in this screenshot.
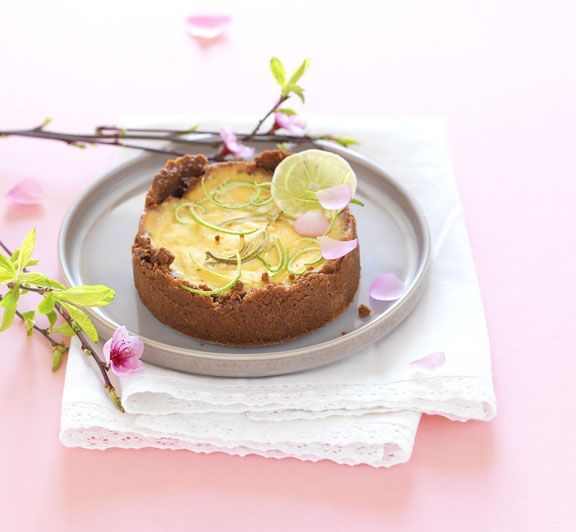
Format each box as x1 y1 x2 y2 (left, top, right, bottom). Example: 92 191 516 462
219 126 255 159
294 211 330 237
186 14 231 40
103 326 144 377
369 273 406 301
274 112 307 135
410 351 446 371
6 178 45 205
316 184 352 211
318 236 357 259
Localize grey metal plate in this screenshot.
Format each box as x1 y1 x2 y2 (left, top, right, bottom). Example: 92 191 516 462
58 140 430 377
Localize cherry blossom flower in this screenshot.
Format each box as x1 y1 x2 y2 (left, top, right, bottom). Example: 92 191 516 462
186 14 231 40
317 236 358 259
273 112 307 135
293 211 330 237
410 351 446 371
103 326 144 377
219 126 255 159
6 178 45 205
369 273 406 301
316 184 352 211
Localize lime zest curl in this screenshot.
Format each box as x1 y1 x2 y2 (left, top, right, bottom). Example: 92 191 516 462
287 246 323 276
189 252 234 281
174 202 259 236
182 251 242 295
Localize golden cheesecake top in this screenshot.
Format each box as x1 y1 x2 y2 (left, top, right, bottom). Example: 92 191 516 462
142 164 347 290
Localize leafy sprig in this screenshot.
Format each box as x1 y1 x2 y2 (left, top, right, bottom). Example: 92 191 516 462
0 229 124 411
0 56 357 157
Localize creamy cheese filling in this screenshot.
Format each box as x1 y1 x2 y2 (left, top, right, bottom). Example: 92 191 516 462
143 165 347 289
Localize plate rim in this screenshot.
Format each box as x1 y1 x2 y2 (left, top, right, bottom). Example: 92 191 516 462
58 139 431 363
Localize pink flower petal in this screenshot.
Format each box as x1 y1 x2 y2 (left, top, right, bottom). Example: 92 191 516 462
186 14 231 39
316 184 352 211
317 236 358 259
219 126 255 159
219 125 236 146
111 358 144 377
233 144 255 160
294 211 330 237
6 178 45 205
103 338 112 365
369 273 406 301
274 113 307 135
410 351 446 371
124 335 144 358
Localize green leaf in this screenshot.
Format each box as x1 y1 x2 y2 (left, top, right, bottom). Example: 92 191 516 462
275 108 297 115
332 136 359 147
270 57 286 87
10 249 19 265
26 258 40 267
37 292 55 314
276 142 289 150
47 310 58 328
349 198 365 207
21 310 35 337
0 287 20 332
63 303 99 343
0 254 16 284
52 346 63 372
49 322 75 337
291 88 305 103
39 117 52 129
17 228 36 274
20 272 66 290
287 57 310 86
54 285 115 307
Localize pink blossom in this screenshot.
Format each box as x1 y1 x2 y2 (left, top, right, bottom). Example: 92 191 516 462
294 211 330 237
316 184 352 211
103 326 144 377
317 236 358 259
6 178 45 205
219 126 255 159
273 113 307 135
185 14 232 40
410 351 446 372
369 273 406 301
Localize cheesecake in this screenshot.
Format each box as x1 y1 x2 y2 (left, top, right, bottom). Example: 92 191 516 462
132 150 360 346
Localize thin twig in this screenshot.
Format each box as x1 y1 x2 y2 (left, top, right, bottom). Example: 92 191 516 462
245 95 289 141
0 124 341 161
0 129 188 157
55 303 123 411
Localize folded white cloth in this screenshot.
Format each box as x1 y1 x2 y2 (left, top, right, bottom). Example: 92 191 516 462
60 117 496 467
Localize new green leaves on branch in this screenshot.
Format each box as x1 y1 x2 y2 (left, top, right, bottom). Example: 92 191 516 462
0 228 115 347
270 57 310 103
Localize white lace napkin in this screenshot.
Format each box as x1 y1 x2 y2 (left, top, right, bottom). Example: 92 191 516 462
60 117 496 467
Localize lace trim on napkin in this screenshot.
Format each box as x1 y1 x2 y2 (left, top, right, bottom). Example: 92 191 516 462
60 403 418 467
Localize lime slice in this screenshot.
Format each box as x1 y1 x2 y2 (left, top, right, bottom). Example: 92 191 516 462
271 149 357 218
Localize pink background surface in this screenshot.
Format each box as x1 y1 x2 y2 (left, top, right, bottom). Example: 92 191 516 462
1 1 575 530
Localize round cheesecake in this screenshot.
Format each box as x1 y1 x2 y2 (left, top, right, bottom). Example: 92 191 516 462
132 150 360 346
